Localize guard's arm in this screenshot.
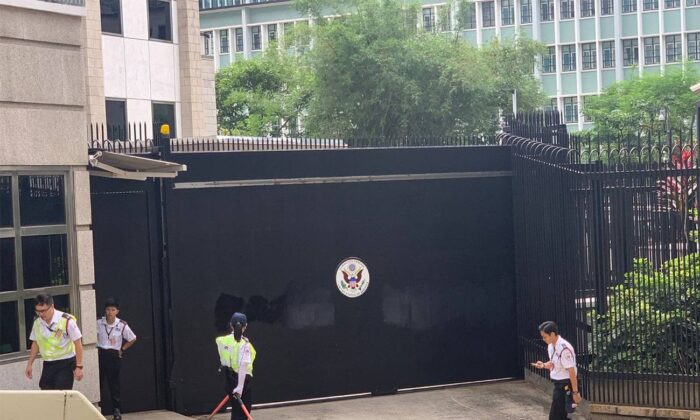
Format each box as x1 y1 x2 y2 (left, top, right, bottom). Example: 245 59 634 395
233 362 248 396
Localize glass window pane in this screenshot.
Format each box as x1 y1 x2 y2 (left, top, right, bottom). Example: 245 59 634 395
22 234 69 289
105 100 127 140
19 175 65 226
149 0 172 41
100 0 122 34
0 301 19 355
1 238 16 292
25 295 70 349
0 176 11 228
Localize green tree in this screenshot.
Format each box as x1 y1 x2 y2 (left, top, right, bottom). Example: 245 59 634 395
295 0 546 138
593 257 699 375
215 47 313 136
583 65 700 136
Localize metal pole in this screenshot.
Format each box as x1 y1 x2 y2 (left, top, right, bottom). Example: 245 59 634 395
512 89 518 115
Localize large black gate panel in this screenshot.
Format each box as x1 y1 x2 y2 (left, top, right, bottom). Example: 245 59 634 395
91 179 164 413
166 176 517 414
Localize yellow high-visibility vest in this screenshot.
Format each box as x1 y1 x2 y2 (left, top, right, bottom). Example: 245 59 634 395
33 313 76 361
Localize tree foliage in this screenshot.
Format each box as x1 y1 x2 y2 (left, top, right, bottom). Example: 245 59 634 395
215 47 313 136
594 257 699 375
583 66 700 136
215 0 546 137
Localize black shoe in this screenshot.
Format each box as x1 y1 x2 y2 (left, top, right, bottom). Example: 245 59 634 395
113 409 122 420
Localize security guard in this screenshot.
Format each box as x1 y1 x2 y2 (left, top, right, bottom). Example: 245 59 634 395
532 321 582 420
97 298 137 420
219 312 256 420
25 293 84 390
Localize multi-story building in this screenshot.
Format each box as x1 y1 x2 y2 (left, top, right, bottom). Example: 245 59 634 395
86 0 217 139
0 0 99 401
199 0 700 131
0 0 215 407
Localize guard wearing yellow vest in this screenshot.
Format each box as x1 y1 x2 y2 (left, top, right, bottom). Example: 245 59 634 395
25 293 84 390
220 312 256 420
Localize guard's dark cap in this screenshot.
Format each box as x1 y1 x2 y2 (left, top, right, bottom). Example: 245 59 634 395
230 312 247 325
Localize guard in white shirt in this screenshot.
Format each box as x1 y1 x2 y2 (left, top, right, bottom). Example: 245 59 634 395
25 293 84 390
532 321 582 420
97 298 137 420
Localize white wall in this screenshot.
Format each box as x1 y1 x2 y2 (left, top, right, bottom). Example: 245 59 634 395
101 0 182 136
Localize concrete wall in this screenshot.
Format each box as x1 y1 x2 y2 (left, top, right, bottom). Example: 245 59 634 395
200 55 218 136
0 5 86 167
0 3 99 404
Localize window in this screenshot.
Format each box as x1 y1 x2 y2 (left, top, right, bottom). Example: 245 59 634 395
202 31 213 56
689 0 700 6
544 98 558 113
602 40 615 67
643 0 658 9
461 2 477 29
482 2 496 27
100 0 122 34
561 0 575 18
543 46 557 73
666 34 682 62
268 24 277 43
439 5 452 31
251 26 261 50
689 33 700 61
148 0 171 41
152 102 176 138
423 7 435 31
235 28 243 52
541 0 555 21
105 99 127 140
623 0 637 12
502 0 515 25
582 43 597 70
0 174 72 357
582 96 593 122
521 0 532 23
623 38 639 66
601 0 614 15
665 0 680 7
564 97 578 123
581 0 595 16
219 29 229 54
561 44 576 71
644 36 660 64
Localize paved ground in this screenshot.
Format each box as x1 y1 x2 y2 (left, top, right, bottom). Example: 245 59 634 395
149 380 582 420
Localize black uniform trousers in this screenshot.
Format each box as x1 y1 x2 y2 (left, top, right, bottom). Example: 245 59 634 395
550 379 572 420
39 356 76 390
99 348 122 410
223 368 253 420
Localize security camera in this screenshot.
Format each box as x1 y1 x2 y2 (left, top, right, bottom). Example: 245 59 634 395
692 83 700 94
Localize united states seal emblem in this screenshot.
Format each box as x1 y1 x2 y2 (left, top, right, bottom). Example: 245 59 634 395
336 258 370 298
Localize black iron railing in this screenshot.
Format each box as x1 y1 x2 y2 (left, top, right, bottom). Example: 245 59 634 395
506 111 700 410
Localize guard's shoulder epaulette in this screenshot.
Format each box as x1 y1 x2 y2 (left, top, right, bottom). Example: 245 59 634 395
61 313 75 321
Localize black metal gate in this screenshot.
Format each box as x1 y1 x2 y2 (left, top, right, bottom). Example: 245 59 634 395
90 143 519 415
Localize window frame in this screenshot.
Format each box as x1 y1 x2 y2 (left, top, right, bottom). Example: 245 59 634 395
482 1 496 27
581 0 596 17
688 32 700 61
0 172 78 361
581 42 597 70
540 0 555 21
563 97 579 123
665 0 680 8
521 0 533 23
601 40 616 68
147 0 173 43
561 44 577 72
622 0 637 12
462 2 477 29
623 38 639 66
422 7 435 32
501 0 515 25
100 0 123 35
560 0 575 19
644 36 661 65
600 0 614 15
543 46 557 73
251 25 262 51
235 27 244 53
643 0 659 10
665 34 682 63
219 29 230 54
